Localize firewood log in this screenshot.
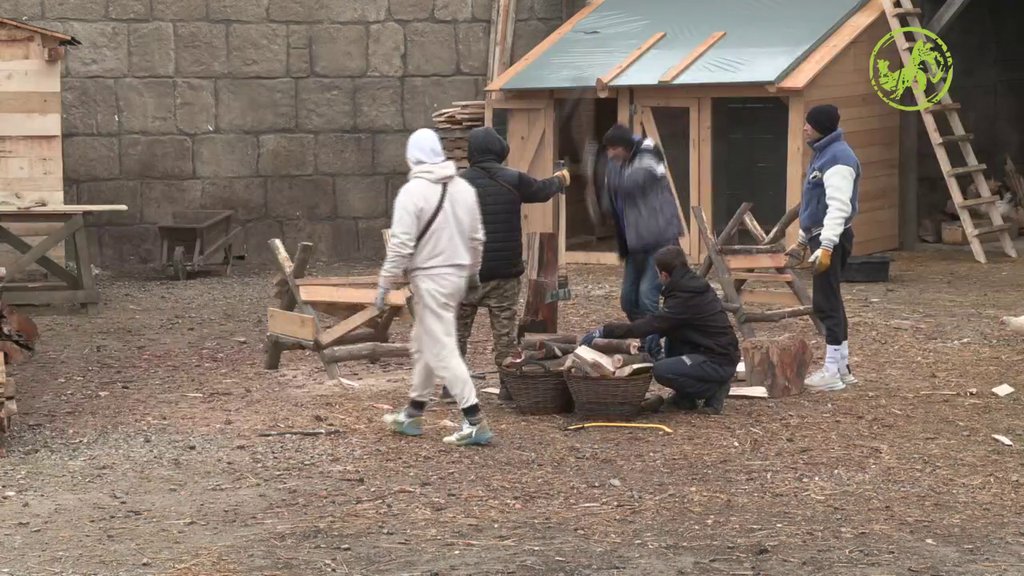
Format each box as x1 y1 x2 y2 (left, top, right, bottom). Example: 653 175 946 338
589 338 640 355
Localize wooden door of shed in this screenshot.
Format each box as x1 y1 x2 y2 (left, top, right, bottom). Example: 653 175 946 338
498 99 557 233
632 95 701 258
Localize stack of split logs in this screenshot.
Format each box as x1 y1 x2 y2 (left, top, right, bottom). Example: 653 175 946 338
433 101 485 170
505 333 654 378
0 303 39 453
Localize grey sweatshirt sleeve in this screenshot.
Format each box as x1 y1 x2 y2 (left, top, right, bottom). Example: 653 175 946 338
819 165 856 250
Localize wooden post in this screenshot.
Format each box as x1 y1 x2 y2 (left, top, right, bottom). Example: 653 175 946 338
519 232 559 335
739 334 812 398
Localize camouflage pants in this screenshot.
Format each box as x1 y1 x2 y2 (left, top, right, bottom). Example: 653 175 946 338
457 277 522 368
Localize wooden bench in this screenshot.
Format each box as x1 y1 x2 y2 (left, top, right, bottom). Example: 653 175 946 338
0 204 126 311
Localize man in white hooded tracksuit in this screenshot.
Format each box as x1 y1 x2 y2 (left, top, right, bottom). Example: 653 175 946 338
787 104 860 392
375 128 492 446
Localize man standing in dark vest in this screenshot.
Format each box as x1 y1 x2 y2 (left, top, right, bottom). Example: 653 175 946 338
786 104 860 392
455 126 569 398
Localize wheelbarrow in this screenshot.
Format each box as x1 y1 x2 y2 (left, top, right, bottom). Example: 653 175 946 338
157 210 243 280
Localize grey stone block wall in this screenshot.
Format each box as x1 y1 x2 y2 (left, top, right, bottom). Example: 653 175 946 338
12 0 564 266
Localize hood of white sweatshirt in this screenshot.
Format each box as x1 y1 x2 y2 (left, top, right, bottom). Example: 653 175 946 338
408 160 457 184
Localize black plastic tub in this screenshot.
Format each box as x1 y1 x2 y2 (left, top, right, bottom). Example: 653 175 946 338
842 254 890 283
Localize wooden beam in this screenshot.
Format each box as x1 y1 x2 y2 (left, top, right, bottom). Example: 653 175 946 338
316 305 382 349
487 0 516 83
784 95 806 248
697 96 713 261
776 1 884 90
926 0 972 35
321 342 409 363
268 308 317 341
639 106 689 249
658 31 725 84
299 285 408 308
565 250 619 265
486 0 606 92
725 253 789 270
595 32 666 97
295 275 379 286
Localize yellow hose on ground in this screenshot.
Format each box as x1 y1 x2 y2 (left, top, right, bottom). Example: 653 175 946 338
564 422 673 434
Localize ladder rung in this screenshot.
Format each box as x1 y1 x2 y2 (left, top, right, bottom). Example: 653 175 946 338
926 102 961 113
946 164 987 178
936 133 973 144
890 7 923 16
732 272 794 282
958 196 1000 208
969 224 1014 237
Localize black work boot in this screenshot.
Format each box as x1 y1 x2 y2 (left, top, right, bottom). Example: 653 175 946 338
640 395 665 413
497 374 513 401
698 383 729 416
665 393 699 412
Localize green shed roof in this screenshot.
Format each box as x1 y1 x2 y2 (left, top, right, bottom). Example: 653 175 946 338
498 0 869 91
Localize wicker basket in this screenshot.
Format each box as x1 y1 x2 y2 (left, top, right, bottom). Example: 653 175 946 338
565 370 653 420
498 361 573 415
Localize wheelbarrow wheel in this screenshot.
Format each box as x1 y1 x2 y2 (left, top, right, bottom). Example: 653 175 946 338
172 246 187 281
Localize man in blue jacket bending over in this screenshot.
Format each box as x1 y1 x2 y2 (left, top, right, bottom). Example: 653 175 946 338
785 104 860 392
602 124 683 360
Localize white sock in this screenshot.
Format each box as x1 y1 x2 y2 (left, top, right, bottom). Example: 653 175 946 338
824 345 842 375
840 341 850 365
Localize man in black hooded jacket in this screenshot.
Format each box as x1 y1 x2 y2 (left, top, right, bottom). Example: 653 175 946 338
455 127 569 394
580 246 740 414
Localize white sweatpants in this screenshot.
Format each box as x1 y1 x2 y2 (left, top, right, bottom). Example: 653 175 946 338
409 272 479 409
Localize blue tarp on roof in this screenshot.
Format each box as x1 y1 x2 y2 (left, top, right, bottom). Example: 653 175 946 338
500 0 868 90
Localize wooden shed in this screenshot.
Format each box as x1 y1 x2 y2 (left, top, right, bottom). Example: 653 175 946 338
485 0 901 264
0 18 79 265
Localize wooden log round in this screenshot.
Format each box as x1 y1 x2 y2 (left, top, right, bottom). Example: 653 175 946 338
322 343 409 363
589 338 640 355
739 334 811 398
543 341 576 357
506 357 571 372
612 353 653 369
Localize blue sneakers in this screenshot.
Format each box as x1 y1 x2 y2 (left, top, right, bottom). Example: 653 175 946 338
442 420 494 446
382 411 424 436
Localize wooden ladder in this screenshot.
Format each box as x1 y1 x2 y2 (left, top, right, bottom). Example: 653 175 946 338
881 0 1017 263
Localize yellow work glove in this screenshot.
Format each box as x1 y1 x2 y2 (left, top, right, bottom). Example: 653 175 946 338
554 168 571 188
808 247 832 275
784 242 807 268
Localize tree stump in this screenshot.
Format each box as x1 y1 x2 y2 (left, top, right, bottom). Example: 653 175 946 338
739 334 812 398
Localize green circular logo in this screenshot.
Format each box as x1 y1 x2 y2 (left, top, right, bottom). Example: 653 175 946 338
869 27 954 111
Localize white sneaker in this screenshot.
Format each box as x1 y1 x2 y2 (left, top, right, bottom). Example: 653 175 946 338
805 368 846 392
840 365 858 386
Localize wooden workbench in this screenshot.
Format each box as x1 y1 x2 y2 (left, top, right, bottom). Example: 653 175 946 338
0 204 127 310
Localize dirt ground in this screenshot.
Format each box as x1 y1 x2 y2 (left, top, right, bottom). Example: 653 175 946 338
2 247 1023 576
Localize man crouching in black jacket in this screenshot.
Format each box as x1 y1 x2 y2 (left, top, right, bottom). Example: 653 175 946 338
579 246 740 414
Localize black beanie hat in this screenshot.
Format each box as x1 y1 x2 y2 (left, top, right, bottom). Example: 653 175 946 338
806 104 840 137
603 124 634 149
